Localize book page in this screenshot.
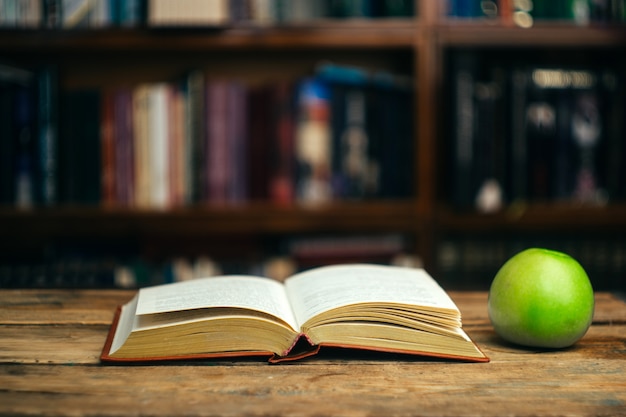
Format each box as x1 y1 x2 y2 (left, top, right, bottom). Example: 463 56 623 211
285 264 459 327
109 294 139 354
135 276 298 331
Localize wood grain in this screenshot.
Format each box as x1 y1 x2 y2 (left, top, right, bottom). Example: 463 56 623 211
1 290 624 417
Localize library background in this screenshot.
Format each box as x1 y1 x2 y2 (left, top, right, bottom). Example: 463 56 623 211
0 0 625 291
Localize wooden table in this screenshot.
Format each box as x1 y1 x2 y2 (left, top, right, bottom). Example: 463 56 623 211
1 289 625 417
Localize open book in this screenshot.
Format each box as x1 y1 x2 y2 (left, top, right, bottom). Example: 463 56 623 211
101 264 488 363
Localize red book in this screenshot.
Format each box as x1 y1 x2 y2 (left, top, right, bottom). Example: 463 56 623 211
270 81 296 205
206 80 230 204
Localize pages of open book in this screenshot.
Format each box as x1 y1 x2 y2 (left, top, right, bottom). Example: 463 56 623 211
133 276 299 331
285 264 460 329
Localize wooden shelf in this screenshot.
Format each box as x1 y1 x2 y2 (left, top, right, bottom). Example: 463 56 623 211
436 23 626 47
1 1 625 282
19 20 624 51
0 20 418 51
435 204 626 234
0 202 422 239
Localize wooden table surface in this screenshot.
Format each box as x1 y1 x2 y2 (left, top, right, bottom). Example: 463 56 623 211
1 289 625 417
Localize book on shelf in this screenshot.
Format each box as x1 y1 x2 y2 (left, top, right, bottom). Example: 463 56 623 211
246 83 273 201
288 234 408 269
370 70 414 199
183 70 206 205
147 83 171 208
244 0 414 23
447 51 624 210
509 67 529 203
446 0 494 19
0 69 17 205
100 263 489 363
319 63 378 200
100 89 116 206
1 0 414 29
316 62 414 200
61 0 112 28
294 77 333 205
531 0 591 23
437 235 626 291
449 52 507 211
0 63 34 207
131 84 151 208
147 0 230 27
168 80 187 208
206 80 248 204
445 0 625 24
520 67 611 204
269 81 297 204
605 69 625 202
0 63 59 208
0 0 42 28
4 0 146 29
1 62 415 209
59 89 101 205
112 87 135 206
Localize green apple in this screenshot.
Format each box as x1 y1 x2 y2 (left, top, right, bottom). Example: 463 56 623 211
488 248 594 349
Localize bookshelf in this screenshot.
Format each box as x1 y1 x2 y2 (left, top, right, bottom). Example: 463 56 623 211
1 0 625 290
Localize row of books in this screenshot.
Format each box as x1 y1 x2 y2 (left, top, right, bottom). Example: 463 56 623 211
0 233 413 288
0 0 414 29
446 0 626 25
0 0 144 28
3 233 624 291
437 235 626 291
447 52 624 212
0 62 414 208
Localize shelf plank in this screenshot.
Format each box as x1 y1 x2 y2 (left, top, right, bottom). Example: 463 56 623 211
436 204 626 233
437 23 626 47
2 21 622 51
0 202 422 238
0 21 417 51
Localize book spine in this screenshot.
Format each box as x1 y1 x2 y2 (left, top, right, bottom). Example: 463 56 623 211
100 89 116 206
148 83 170 209
185 71 206 204
0 78 16 205
80 90 102 205
372 72 414 199
320 64 372 200
132 84 151 208
59 90 101 205
294 77 333 205
509 68 528 203
118 0 144 27
605 70 625 201
569 72 606 204
450 52 476 209
248 0 278 25
42 0 61 28
269 82 296 205
246 84 272 201
35 66 57 207
147 0 229 27
553 82 574 201
113 88 135 206
473 76 505 212
14 84 36 208
206 80 230 204
228 81 248 203
168 84 186 208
